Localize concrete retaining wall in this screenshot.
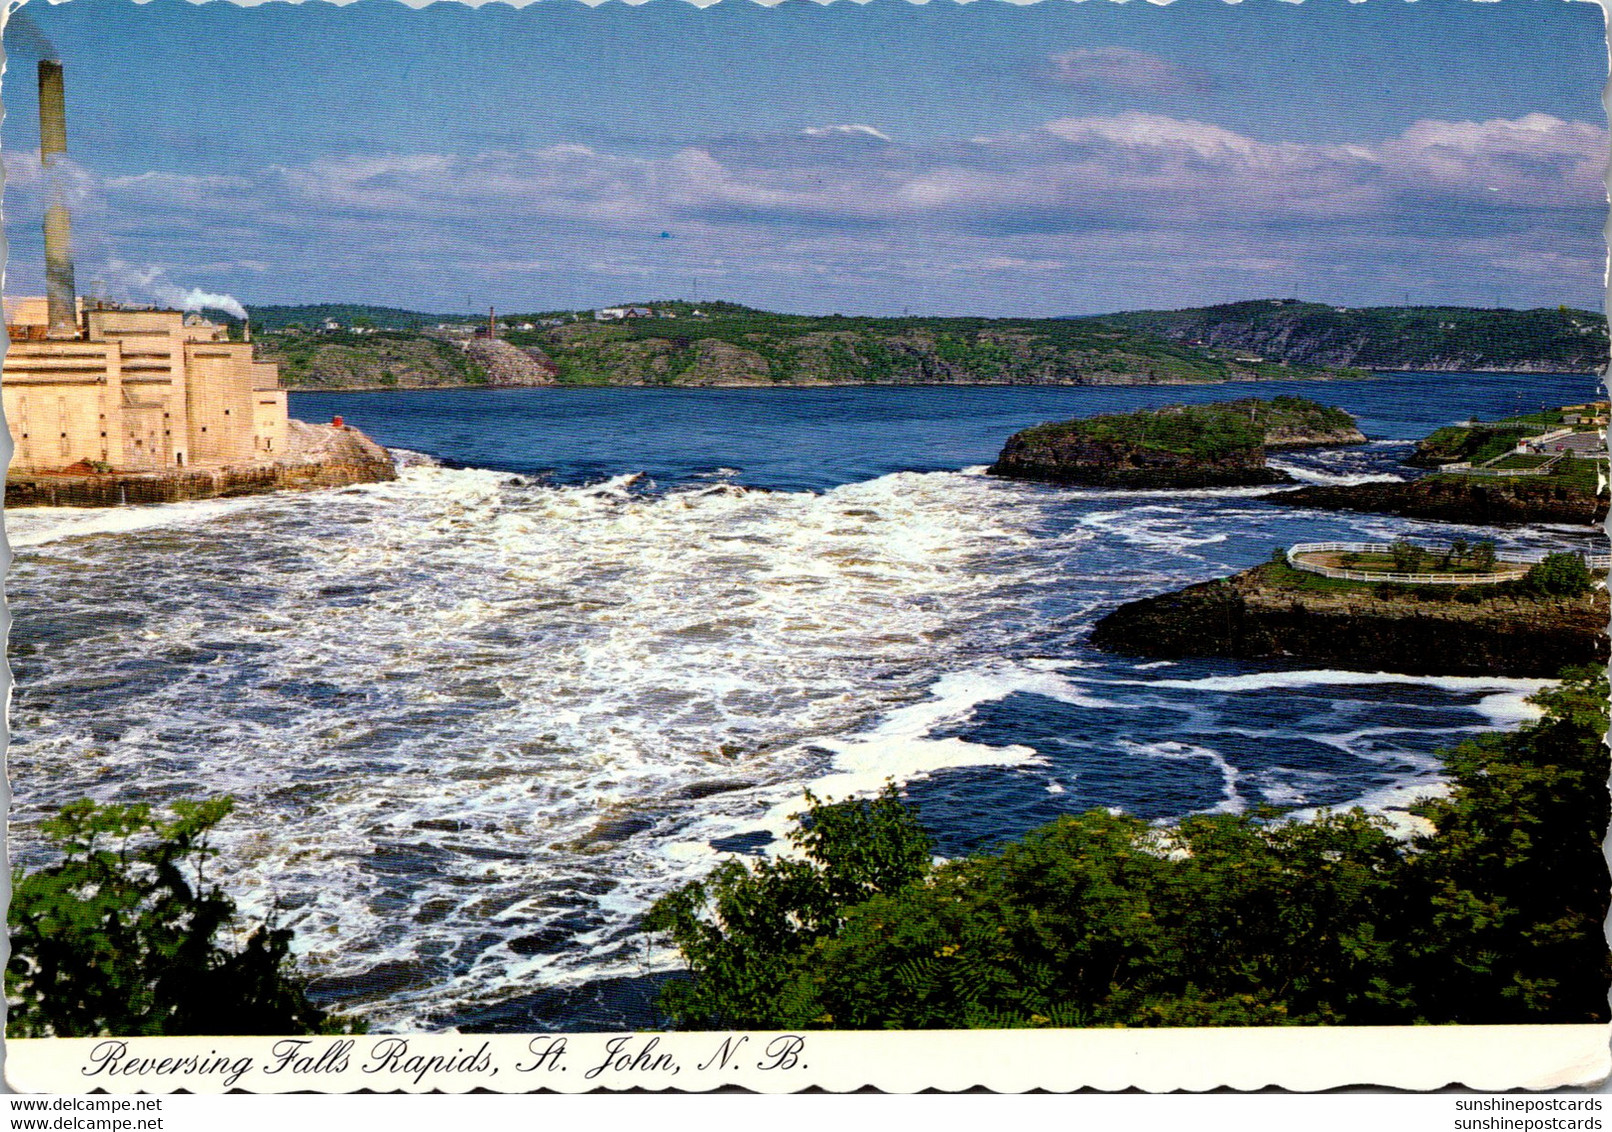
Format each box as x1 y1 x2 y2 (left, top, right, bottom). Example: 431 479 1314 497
5 419 397 509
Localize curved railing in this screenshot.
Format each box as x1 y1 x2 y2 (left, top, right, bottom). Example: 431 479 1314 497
1285 541 1610 586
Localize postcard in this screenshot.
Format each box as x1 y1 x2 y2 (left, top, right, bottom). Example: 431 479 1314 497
2 0 1608 1096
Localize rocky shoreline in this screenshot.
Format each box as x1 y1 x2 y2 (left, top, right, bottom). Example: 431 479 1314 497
1269 475 1607 527
279 372 1383 393
1089 562 1608 678
5 419 397 508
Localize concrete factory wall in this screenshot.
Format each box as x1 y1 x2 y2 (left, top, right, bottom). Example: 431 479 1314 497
2 302 289 473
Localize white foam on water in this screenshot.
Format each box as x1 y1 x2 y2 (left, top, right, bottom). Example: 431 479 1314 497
8 463 1082 1026
1107 668 1551 705
1266 459 1405 487
1122 739 1245 815
1287 778 1448 839
8 446 1563 1027
5 494 286 549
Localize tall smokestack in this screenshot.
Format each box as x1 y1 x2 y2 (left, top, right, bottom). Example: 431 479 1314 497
39 60 77 339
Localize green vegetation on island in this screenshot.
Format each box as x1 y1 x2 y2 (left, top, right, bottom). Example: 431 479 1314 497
645 670 1609 1028
1103 299 1608 374
7 798 357 1037
987 396 1362 489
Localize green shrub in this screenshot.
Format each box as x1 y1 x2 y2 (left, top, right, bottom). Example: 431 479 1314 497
1523 553 1594 597
7 798 356 1037
1389 540 1425 573
647 670 1610 1028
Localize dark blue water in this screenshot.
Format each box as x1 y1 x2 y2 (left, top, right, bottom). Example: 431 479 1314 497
293 371 1604 492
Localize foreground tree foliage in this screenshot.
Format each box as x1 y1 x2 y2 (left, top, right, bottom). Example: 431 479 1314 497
7 798 356 1037
647 668 1609 1029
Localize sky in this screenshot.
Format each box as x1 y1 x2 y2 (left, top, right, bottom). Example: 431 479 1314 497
1 0 1607 316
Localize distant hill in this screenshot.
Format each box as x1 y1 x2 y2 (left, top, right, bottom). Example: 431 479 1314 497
495 302 1356 388
245 298 1606 389
1098 300 1608 374
242 303 476 332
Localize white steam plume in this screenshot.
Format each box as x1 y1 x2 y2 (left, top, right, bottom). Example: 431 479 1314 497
152 284 249 321
105 260 249 320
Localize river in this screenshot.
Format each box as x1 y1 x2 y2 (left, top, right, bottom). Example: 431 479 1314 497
5 371 1604 1030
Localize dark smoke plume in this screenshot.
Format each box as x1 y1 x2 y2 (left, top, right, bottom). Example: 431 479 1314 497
5 4 58 62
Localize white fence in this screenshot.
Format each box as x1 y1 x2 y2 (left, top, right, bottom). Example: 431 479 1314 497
1441 453 1569 477
1285 541 1611 586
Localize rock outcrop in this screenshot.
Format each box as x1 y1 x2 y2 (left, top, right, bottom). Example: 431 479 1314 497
5 419 397 508
988 398 1361 489
1089 563 1608 678
989 428 1290 489
464 339 557 386
1270 475 1607 527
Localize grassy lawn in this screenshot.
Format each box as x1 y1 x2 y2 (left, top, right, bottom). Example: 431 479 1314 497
1296 550 1522 577
1428 455 1607 494
1259 560 1381 595
1485 409 1565 430
1548 456 1607 492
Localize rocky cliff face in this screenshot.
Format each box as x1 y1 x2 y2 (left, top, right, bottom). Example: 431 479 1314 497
1089 564 1608 677
1103 301 1609 373
1271 475 1607 527
5 420 397 508
464 339 557 386
1264 422 1367 448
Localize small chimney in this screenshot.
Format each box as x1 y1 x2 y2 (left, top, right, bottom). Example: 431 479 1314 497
488 305 497 342
38 60 77 339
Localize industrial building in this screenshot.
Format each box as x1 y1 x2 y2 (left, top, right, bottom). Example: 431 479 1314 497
3 60 288 475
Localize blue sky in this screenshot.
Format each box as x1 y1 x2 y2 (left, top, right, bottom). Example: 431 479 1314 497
3 0 1606 315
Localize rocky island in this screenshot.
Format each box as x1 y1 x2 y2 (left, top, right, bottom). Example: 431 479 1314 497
1089 551 1608 677
987 396 1364 489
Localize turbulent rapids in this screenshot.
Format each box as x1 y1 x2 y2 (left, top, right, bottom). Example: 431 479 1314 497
6 376 1602 1030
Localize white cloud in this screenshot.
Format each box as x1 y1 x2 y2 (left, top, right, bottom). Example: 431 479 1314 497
1045 47 1212 95
801 124 893 142
9 110 1600 313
